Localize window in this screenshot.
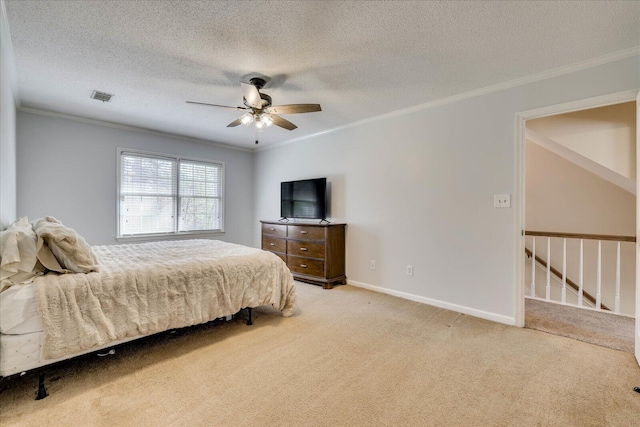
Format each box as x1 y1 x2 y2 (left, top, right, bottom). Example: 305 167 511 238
178 160 223 232
118 149 224 237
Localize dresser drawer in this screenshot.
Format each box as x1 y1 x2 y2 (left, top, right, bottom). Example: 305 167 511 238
288 240 325 259
262 223 287 237
288 225 325 241
261 220 346 289
287 256 324 277
262 236 286 253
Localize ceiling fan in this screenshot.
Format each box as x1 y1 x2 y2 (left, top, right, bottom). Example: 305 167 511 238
186 77 321 143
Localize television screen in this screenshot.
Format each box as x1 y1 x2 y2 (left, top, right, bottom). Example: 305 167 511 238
281 178 327 219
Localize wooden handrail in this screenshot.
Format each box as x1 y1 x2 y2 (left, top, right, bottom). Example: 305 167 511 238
525 230 635 243
524 248 610 311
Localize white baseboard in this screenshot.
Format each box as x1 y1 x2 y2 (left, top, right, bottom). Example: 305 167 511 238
347 280 516 326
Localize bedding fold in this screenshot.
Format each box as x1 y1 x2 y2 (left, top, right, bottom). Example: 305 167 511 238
34 240 296 359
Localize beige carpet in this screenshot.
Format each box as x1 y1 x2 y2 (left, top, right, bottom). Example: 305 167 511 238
1 282 639 426
525 297 635 353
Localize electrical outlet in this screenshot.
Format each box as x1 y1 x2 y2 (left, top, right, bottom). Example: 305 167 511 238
494 194 511 208
406 265 414 276
370 260 376 270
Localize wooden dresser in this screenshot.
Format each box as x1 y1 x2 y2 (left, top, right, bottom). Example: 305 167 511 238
261 220 346 289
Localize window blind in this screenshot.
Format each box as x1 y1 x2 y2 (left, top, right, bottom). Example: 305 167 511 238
178 160 222 232
120 153 177 235
118 150 224 237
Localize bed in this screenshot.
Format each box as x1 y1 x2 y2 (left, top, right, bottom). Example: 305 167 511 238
0 223 296 397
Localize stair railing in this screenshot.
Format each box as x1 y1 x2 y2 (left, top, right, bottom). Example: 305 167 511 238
525 231 635 314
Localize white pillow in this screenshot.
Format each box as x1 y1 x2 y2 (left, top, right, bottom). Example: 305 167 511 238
0 217 39 291
33 217 100 274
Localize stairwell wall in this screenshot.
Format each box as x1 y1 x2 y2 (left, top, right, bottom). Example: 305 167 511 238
526 140 636 316
527 102 636 181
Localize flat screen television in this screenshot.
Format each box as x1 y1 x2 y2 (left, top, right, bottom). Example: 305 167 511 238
281 178 327 220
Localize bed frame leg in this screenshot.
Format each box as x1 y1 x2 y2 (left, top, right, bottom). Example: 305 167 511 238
36 372 48 400
246 307 253 326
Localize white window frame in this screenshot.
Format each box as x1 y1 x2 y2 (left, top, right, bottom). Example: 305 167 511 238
116 147 225 241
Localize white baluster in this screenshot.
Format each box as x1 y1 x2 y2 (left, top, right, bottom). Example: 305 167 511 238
561 238 567 304
546 237 551 301
615 241 621 313
531 237 536 298
578 239 584 307
596 240 602 310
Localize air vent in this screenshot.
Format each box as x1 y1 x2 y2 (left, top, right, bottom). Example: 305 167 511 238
90 90 114 102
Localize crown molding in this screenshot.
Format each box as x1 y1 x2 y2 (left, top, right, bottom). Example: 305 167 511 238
18 107 252 153
257 47 640 152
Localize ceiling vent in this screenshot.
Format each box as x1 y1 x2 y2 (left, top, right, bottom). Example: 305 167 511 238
90 90 114 102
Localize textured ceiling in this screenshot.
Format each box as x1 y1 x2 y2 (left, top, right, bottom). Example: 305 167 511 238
5 0 640 149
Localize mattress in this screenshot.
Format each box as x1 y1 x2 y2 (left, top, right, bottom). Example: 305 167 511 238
0 330 153 377
0 283 42 334
0 332 43 376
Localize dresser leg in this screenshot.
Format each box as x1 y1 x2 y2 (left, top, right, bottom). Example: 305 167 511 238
322 282 334 290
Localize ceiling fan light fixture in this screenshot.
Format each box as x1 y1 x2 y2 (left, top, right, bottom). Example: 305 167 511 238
240 112 254 125
187 76 321 137
260 114 274 127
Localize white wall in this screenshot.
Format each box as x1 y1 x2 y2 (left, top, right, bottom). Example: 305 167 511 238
254 55 640 324
0 2 17 229
528 102 636 180
17 112 255 246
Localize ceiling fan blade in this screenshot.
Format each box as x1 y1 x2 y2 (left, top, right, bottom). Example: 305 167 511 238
265 104 322 114
241 82 262 109
186 101 247 111
270 114 297 131
227 118 243 127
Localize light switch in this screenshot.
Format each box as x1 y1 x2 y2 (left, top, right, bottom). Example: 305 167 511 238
494 194 511 208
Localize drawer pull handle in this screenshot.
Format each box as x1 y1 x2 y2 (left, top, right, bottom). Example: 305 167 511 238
269 227 275 231
300 248 308 251
300 231 308 234
270 243 275 246
300 264 308 268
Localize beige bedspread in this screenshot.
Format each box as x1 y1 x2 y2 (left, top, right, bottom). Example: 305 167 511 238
34 240 296 359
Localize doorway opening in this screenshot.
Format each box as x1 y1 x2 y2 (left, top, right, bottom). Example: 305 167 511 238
516 92 638 354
